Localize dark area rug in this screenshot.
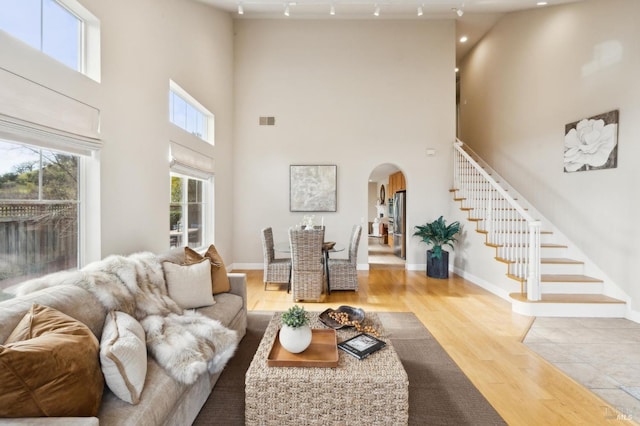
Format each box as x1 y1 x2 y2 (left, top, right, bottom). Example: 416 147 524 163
193 311 505 425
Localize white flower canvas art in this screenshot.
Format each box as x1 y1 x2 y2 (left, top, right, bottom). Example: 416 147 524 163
564 110 619 173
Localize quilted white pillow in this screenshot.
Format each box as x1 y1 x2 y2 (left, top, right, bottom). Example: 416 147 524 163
100 311 147 405
163 258 215 309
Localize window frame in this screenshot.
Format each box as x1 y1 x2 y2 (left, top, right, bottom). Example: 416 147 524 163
169 80 214 145
0 138 96 284
169 169 212 251
0 0 101 82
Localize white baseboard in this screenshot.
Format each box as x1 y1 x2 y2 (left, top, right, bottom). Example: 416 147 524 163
229 263 262 271
452 266 511 301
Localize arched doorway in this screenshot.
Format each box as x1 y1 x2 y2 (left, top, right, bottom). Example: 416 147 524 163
367 164 406 269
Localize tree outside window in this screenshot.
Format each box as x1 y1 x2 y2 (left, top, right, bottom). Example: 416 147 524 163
0 141 79 293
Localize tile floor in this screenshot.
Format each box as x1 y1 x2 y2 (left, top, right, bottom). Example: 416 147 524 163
524 317 640 421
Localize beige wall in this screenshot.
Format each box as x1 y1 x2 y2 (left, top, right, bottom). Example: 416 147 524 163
459 0 640 311
232 19 456 268
0 0 236 259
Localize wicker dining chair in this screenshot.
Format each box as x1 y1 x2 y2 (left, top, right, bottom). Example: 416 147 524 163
289 227 325 302
327 225 362 291
261 227 291 291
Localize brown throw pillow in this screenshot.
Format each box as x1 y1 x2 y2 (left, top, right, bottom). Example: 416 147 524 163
0 304 104 417
184 245 231 294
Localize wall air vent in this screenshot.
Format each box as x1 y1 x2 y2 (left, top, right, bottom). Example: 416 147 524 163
259 116 276 126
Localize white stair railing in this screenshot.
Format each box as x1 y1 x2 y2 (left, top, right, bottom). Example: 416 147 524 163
453 140 541 301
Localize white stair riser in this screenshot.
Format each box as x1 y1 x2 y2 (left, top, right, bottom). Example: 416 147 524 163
512 301 626 317
540 263 585 275
541 247 567 258
507 263 584 276
485 233 555 245
497 247 568 259
541 282 603 294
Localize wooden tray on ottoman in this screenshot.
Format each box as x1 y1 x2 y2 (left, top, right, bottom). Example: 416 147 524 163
267 329 338 367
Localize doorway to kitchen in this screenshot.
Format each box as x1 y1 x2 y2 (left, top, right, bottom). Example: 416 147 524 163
367 164 406 269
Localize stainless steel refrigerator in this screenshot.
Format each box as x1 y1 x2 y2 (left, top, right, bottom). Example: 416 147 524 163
392 190 406 259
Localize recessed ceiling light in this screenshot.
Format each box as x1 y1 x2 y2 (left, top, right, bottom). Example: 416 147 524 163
460 36 468 43
537 1 548 5
455 67 459 73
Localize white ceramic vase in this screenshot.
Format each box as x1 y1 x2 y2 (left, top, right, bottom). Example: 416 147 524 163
279 324 312 353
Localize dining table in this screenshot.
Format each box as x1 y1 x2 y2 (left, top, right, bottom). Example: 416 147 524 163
274 241 345 294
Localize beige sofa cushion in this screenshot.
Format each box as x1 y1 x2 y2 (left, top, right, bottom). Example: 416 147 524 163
0 304 104 417
100 311 147 405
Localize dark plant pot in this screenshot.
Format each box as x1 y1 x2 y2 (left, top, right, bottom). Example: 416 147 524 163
426 250 449 279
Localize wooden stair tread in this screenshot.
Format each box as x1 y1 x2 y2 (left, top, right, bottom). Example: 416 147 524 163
506 273 603 283
541 258 583 265
496 257 583 265
498 257 582 264
486 243 567 249
478 230 552 234
509 293 624 304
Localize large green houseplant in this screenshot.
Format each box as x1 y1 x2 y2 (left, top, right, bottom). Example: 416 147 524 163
413 216 461 279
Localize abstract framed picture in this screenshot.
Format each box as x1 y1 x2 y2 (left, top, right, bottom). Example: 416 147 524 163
564 109 619 173
290 165 337 212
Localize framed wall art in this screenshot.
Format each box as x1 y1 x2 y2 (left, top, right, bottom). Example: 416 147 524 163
564 109 619 173
290 165 337 212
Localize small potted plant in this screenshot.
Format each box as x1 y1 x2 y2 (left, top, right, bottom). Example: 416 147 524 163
413 216 461 279
279 305 312 353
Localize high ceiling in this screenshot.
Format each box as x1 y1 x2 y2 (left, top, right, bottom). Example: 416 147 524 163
196 0 582 62
194 0 583 182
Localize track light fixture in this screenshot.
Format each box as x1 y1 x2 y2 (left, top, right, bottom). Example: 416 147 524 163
330 3 335 15
373 4 380 17
455 8 464 17
237 2 243 15
284 4 290 16
417 6 423 17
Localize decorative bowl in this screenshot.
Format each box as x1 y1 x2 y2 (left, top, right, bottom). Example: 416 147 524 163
323 241 336 251
318 306 365 329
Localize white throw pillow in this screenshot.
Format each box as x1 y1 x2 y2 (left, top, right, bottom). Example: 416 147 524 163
100 311 147 405
163 259 215 309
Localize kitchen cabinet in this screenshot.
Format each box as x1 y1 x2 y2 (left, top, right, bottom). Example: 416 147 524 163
388 171 406 198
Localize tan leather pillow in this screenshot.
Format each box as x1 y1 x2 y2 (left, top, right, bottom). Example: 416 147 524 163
184 245 230 294
0 304 104 417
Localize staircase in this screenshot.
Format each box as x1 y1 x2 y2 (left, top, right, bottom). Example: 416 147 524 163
451 140 626 317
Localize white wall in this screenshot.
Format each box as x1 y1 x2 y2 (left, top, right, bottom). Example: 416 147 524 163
232 19 456 268
459 0 640 311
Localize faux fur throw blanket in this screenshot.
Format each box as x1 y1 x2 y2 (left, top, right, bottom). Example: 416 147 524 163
14 252 237 385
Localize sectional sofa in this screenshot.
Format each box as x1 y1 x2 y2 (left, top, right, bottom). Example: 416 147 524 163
0 247 247 425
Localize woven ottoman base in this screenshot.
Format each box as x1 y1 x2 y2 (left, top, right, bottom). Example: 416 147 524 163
245 313 408 425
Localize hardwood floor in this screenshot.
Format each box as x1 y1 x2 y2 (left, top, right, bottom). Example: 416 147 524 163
245 267 635 425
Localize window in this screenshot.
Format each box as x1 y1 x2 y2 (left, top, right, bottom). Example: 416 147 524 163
169 80 214 144
0 0 101 81
0 140 79 290
170 173 207 249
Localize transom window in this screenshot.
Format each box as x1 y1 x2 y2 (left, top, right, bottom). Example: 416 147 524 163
0 0 101 81
0 140 79 291
169 80 214 144
170 173 206 249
